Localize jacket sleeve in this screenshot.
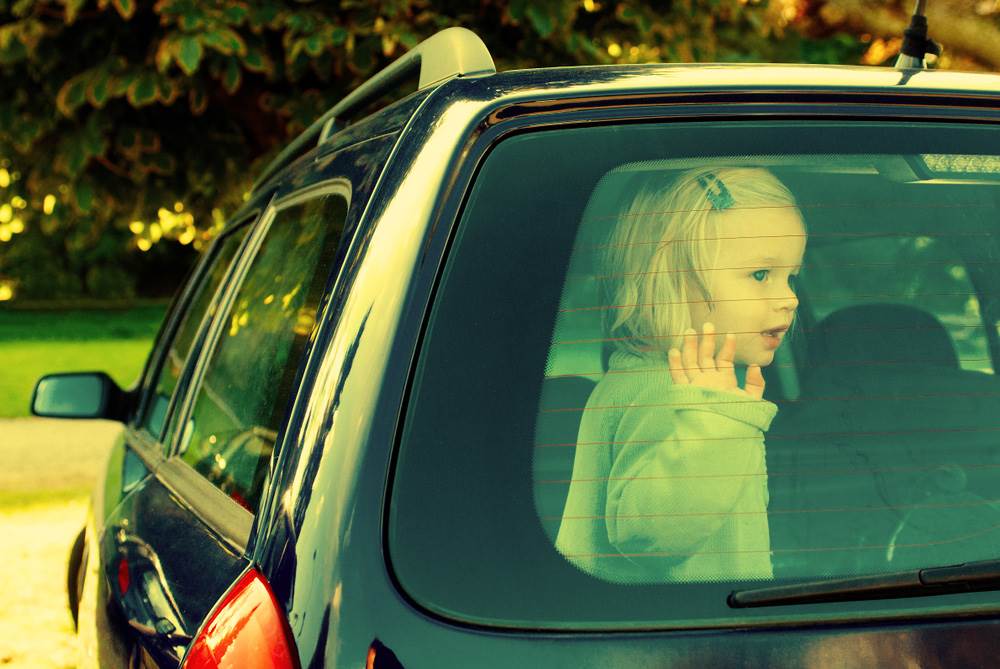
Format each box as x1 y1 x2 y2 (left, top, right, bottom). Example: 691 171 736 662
604 381 776 560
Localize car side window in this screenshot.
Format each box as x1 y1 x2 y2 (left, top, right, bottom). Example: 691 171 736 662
141 225 252 441
176 190 348 513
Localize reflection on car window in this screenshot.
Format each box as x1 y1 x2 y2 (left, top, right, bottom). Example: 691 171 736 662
141 225 250 441
803 236 991 374
390 122 1000 626
178 192 348 513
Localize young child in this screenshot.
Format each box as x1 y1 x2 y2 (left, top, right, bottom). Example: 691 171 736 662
555 167 806 584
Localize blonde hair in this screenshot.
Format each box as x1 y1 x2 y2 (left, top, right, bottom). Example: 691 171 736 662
603 167 799 358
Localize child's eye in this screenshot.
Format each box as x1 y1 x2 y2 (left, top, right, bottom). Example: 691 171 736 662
751 269 769 282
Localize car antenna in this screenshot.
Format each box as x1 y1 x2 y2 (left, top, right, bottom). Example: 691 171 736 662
894 0 941 70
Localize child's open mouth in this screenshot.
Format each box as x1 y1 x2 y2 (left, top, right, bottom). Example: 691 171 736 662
761 325 789 349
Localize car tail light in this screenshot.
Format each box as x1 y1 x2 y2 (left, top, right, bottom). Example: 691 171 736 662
182 568 299 669
117 557 130 594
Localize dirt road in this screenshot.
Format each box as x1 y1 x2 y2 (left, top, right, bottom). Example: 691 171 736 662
0 418 121 669
0 418 120 496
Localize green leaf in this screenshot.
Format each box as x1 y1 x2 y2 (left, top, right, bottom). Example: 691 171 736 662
11 0 35 18
109 71 135 96
0 34 27 66
201 28 246 57
329 26 347 46
0 20 43 64
13 117 44 152
188 84 207 115
58 136 85 175
156 77 179 104
397 30 419 50
507 0 527 22
241 44 273 75
223 4 248 24
75 180 94 213
350 37 377 74
86 70 111 107
221 57 241 93
155 37 174 72
178 5 207 31
303 34 323 57
111 0 135 20
82 113 107 156
286 12 318 35
64 0 88 24
525 6 555 38
248 1 279 28
56 76 88 116
127 72 157 107
176 35 203 75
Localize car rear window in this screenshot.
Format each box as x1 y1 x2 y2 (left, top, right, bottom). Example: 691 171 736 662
389 120 1000 628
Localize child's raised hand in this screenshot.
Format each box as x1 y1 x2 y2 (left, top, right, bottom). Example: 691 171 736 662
668 322 765 399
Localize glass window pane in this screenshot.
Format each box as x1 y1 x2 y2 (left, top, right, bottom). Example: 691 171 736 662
390 121 1000 627
801 236 991 374
142 226 250 440
178 194 348 513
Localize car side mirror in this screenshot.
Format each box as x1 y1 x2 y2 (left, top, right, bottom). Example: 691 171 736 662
31 372 127 421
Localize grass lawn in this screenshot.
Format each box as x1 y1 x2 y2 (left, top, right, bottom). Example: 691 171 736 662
2 339 155 417
0 486 90 510
0 303 165 340
1 305 166 418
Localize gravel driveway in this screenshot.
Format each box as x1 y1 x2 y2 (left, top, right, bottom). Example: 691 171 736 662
0 418 122 669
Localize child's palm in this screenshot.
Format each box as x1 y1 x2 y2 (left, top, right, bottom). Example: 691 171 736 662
668 323 765 400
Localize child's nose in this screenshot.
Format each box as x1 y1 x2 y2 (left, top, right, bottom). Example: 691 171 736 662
775 284 799 312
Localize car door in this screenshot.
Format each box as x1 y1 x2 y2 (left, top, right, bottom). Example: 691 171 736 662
81 183 353 668
76 210 260 668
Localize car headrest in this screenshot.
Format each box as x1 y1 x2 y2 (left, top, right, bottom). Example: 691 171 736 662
808 303 958 373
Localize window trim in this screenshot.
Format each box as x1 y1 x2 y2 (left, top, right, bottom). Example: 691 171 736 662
156 457 254 552
133 213 262 445
156 179 352 531
385 105 1000 632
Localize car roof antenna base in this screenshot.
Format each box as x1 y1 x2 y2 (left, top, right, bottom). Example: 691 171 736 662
894 0 942 71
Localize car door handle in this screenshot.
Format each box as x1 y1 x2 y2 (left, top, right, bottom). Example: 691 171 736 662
126 616 193 645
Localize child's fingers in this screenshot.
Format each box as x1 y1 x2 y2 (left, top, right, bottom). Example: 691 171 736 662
698 322 716 371
717 332 736 371
745 364 766 399
668 348 688 384
681 328 700 374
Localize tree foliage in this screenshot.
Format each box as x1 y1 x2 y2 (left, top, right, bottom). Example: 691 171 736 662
0 0 996 299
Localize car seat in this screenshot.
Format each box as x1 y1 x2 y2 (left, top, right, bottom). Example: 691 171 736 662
768 302 1000 574
806 303 959 377
533 375 597 542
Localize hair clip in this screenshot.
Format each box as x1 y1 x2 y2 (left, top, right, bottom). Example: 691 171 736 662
697 173 735 211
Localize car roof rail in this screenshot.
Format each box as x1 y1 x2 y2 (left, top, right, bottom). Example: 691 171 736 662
250 27 495 194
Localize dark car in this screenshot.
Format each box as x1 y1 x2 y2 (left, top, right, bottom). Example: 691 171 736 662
32 24 1000 668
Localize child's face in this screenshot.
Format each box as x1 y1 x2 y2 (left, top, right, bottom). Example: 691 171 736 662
687 206 807 367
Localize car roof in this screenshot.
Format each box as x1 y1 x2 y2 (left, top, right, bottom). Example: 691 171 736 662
236 60 1000 221
461 62 1000 99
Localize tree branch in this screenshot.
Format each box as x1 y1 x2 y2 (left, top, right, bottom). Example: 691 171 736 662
95 155 130 180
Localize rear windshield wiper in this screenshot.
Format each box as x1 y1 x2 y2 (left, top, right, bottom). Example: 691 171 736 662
729 558 1000 608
